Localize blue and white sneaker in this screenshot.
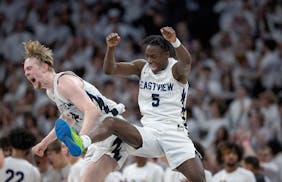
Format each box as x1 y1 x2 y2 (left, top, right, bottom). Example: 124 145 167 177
55 118 85 157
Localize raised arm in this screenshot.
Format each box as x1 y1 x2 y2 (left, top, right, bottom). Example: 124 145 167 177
160 27 192 83
103 33 145 77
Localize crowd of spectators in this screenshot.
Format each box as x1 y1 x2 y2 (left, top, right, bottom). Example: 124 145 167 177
0 0 282 181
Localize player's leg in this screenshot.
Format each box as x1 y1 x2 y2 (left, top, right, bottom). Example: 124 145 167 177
177 155 206 182
55 117 143 156
161 124 206 182
89 117 143 149
80 155 118 182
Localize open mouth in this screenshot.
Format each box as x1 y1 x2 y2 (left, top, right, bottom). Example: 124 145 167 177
30 78 36 83
30 77 41 89
150 63 158 72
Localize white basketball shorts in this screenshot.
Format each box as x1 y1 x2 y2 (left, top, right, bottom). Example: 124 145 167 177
83 134 129 169
132 120 196 169
83 115 130 169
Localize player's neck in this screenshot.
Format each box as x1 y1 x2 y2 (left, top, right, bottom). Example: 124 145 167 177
11 149 26 159
225 164 238 173
43 71 55 91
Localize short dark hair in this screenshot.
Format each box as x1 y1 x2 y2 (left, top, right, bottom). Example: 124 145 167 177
143 35 175 57
267 138 282 156
8 127 36 150
216 142 244 164
243 156 260 170
0 136 10 150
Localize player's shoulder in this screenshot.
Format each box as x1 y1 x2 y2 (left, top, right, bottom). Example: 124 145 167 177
57 73 82 90
133 59 146 68
129 59 146 76
133 59 146 63
58 72 78 82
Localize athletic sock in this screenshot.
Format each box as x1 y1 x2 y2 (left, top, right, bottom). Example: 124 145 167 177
81 135 92 148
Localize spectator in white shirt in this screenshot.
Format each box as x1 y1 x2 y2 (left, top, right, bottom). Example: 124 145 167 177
227 85 252 131
259 90 281 139
242 156 271 182
34 152 61 182
257 140 280 182
212 142 256 182
123 156 164 182
46 140 71 182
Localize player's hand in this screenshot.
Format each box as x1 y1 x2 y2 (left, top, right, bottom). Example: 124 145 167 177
106 33 121 48
160 26 177 43
32 142 47 157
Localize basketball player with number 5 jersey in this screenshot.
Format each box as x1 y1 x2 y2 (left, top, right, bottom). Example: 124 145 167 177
58 26 206 182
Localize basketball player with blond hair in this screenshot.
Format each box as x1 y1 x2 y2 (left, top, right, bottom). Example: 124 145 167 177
23 40 129 182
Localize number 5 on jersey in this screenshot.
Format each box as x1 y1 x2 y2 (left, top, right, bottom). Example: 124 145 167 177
152 94 160 107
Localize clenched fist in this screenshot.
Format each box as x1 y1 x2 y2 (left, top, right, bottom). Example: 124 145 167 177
32 142 47 157
106 33 121 48
160 27 177 43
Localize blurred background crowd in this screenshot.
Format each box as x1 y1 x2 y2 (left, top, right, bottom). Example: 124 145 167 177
0 0 282 181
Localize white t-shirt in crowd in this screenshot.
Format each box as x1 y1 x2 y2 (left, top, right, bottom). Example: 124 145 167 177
164 168 212 182
123 161 164 182
212 167 256 182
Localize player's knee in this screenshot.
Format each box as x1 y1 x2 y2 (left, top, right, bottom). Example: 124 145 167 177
192 170 206 182
103 116 123 132
178 157 206 182
103 117 116 130
192 163 206 182
183 169 205 182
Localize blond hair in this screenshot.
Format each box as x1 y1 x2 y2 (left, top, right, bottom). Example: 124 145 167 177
23 40 54 70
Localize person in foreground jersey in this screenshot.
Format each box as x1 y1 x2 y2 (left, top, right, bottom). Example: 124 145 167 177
23 40 129 182
0 128 40 182
57 26 206 182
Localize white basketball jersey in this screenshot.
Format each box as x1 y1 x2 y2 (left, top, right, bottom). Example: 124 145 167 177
138 58 188 124
46 71 125 131
0 157 41 182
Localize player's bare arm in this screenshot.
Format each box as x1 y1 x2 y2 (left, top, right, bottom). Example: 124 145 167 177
32 128 56 156
57 74 100 135
103 32 145 77
160 27 192 83
32 113 73 157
